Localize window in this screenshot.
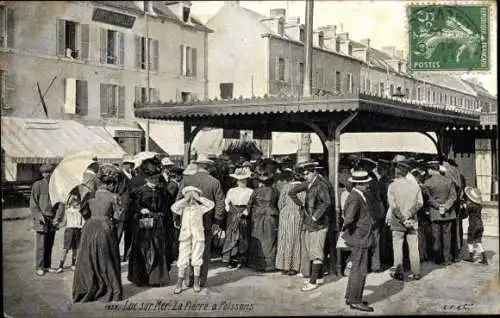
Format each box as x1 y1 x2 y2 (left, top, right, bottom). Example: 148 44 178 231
315 69 324 89
346 73 353 93
318 32 324 47
276 57 285 81
335 71 341 92
135 36 159 71
182 6 191 22
405 88 409 97
0 6 15 48
100 84 125 118
298 63 304 85
278 20 284 36
366 79 371 93
64 78 88 115
180 45 197 77
100 28 124 65
181 92 191 103
439 93 443 103
398 62 402 73
444 94 448 104
220 83 234 99
0 71 15 110
432 91 436 103
348 43 353 55
57 19 89 60
134 86 159 105
417 87 421 100
379 82 384 95
390 84 394 96
335 39 340 52
299 27 305 42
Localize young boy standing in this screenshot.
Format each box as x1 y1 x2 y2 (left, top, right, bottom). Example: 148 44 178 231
56 192 84 273
462 186 488 265
171 186 214 294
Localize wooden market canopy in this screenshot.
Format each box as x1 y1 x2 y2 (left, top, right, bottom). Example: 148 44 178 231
135 91 481 275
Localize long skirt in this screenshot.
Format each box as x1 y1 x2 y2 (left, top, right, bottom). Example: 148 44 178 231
73 218 123 302
248 208 278 272
128 215 170 286
275 206 301 272
222 205 250 264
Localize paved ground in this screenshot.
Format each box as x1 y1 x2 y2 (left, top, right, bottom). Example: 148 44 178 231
3 209 500 317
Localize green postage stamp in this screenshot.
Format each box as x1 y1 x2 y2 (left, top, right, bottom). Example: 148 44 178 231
408 3 490 72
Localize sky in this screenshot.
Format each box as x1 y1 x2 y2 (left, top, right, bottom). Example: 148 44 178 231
191 0 497 95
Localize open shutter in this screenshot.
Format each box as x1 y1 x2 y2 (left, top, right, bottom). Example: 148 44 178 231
100 84 108 116
118 85 125 118
80 24 90 60
100 28 107 64
150 39 159 71
284 58 290 82
64 78 76 114
5 73 15 109
135 36 142 69
180 44 184 75
275 57 280 81
154 88 160 102
56 19 66 56
191 47 197 78
134 86 141 103
77 80 88 115
118 32 125 65
6 7 15 48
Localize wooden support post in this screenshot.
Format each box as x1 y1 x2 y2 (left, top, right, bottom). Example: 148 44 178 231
183 121 191 167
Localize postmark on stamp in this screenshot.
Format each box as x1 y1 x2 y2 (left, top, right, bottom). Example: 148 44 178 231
408 4 490 72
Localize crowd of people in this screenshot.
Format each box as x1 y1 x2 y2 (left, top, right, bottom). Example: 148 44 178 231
29 150 489 312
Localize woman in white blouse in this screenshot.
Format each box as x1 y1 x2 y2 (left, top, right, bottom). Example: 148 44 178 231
221 168 254 268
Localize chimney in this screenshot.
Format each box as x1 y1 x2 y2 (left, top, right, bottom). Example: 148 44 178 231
318 25 337 50
360 38 370 47
270 8 286 19
339 33 351 55
224 1 240 5
313 30 325 48
381 46 395 57
285 17 302 41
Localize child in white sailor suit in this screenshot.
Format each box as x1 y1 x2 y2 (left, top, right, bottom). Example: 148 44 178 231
171 186 214 294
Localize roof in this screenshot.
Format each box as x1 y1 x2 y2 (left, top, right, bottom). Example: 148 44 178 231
416 74 478 96
1 117 126 164
461 79 497 99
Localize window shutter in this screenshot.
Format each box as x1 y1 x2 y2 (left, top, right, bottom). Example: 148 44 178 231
176 89 181 102
180 44 184 75
100 84 108 115
80 24 90 60
76 80 88 115
284 58 290 82
100 28 107 64
134 86 141 103
275 57 280 81
6 7 15 48
135 36 142 69
118 85 125 118
5 73 15 109
118 32 125 65
56 19 66 56
64 78 76 114
191 47 197 78
151 39 159 71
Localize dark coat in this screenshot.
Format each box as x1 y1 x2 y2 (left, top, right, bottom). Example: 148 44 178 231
30 178 61 232
342 188 375 249
176 169 226 230
368 177 385 223
289 176 332 232
422 173 457 222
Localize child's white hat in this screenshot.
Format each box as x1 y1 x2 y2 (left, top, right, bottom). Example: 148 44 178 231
181 185 203 197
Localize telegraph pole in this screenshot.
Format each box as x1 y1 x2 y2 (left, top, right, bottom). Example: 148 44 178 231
297 0 314 163
145 0 151 151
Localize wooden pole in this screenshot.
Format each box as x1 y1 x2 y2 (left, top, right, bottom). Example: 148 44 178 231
145 1 151 151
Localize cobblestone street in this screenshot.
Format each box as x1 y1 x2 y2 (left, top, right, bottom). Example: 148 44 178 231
3 211 500 317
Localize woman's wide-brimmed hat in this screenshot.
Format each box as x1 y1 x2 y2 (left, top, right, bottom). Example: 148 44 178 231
183 163 199 176
348 170 372 183
181 185 203 197
230 167 252 180
122 155 135 165
464 186 482 204
134 151 159 168
193 154 215 165
161 157 175 166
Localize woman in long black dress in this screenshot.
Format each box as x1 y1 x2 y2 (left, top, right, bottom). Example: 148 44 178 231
128 155 171 287
73 164 123 303
247 173 280 272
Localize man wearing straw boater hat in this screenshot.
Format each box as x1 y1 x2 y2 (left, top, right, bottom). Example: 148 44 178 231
342 169 375 312
175 154 225 288
422 159 457 266
462 186 488 265
288 161 332 292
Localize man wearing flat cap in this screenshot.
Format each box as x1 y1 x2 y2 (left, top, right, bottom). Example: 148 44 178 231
386 160 423 281
30 164 61 276
289 161 333 292
422 160 457 266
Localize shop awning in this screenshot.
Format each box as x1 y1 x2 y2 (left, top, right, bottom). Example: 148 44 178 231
271 132 438 155
1 117 126 164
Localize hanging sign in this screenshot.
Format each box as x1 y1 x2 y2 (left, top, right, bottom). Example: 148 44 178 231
92 8 136 29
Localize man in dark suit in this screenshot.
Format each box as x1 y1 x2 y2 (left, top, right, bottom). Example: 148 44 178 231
289 161 332 292
342 170 375 312
175 155 226 288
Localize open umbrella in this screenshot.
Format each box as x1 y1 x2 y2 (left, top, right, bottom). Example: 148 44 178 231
49 155 97 204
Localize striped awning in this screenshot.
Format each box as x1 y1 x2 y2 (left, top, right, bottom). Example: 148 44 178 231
1 116 126 164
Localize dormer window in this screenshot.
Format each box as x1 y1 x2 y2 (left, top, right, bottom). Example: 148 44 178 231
278 20 284 36
182 6 190 22
318 32 324 47
348 43 353 55
398 61 402 73
335 39 341 52
299 27 305 42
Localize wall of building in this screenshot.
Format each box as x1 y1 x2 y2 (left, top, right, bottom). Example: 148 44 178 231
206 4 268 99
1 1 207 120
